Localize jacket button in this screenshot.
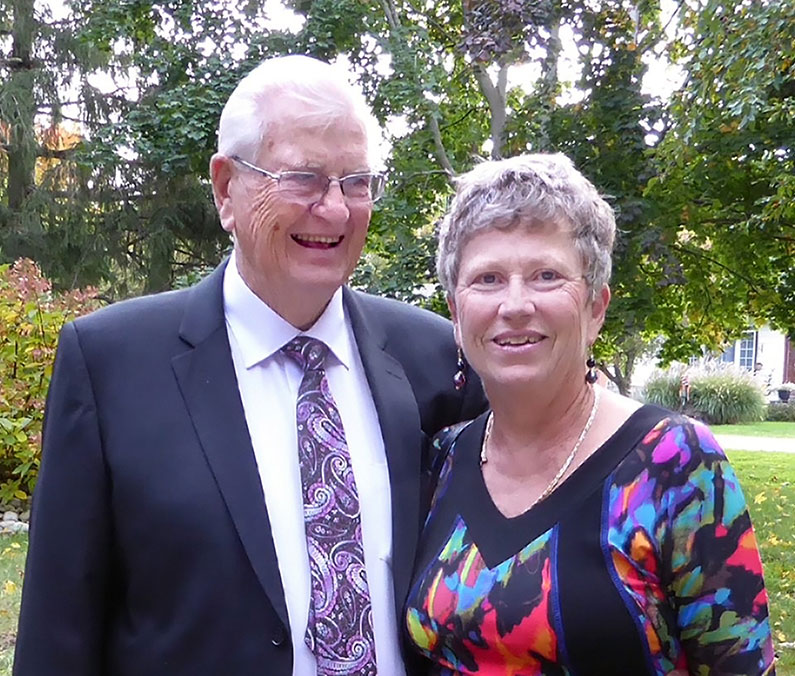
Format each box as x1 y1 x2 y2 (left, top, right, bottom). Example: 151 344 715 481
271 625 287 647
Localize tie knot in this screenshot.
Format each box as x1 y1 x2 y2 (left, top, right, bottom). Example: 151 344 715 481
282 336 329 372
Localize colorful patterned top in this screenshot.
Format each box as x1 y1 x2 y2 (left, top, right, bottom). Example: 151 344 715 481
405 405 776 675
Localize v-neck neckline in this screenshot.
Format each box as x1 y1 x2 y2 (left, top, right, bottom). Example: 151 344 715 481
452 405 668 568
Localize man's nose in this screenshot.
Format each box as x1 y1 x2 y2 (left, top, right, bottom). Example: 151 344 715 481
313 181 350 221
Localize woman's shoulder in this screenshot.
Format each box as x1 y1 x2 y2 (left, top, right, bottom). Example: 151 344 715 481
432 419 477 454
600 389 725 460
639 409 726 460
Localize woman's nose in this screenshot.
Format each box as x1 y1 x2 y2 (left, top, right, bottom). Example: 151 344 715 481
498 278 535 318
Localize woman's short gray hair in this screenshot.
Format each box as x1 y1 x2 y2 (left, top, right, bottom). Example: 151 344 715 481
436 153 616 298
217 55 383 167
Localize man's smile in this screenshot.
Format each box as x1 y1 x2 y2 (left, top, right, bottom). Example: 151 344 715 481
291 234 344 248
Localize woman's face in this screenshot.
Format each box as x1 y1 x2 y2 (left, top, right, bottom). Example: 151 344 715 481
449 223 609 396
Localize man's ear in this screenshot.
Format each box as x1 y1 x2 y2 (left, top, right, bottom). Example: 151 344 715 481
210 154 235 234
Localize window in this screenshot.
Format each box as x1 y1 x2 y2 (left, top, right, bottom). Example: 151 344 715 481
738 331 757 371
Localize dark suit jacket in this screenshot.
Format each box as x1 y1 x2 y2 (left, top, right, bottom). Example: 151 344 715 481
14 263 486 676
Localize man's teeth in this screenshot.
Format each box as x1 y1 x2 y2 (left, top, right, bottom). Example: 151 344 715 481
295 234 341 243
496 336 542 346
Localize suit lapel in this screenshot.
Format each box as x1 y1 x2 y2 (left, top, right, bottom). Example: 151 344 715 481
344 289 423 616
171 263 289 628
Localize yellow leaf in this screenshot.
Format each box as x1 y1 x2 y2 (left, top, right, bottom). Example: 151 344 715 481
3 580 16 595
14 490 27 500
776 631 787 642
753 493 767 504
10 542 20 549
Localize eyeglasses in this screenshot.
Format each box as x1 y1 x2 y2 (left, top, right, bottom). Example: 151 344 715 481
231 156 386 203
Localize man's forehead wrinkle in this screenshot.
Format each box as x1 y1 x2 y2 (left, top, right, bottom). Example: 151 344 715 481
258 122 370 172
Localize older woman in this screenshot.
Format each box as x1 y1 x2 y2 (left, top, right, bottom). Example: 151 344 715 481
405 154 776 675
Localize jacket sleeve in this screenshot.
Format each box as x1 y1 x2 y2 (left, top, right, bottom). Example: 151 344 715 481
14 321 111 676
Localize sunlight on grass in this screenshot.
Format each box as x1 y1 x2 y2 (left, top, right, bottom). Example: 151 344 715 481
0 534 26 674
715 421 795 438
729 450 795 673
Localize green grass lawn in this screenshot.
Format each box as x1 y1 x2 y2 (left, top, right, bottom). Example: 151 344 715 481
0 452 792 674
714 421 795 438
729 450 795 674
0 534 26 675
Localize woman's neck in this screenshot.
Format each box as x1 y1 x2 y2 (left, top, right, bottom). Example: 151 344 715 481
484 382 597 471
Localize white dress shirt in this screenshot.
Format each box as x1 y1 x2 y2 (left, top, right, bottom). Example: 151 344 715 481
223 255 406 676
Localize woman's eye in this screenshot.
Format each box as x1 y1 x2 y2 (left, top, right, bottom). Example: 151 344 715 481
539 270 559 281
477 273 498 285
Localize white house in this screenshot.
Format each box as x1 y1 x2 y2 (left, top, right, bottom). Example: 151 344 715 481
631 327 795 397
719 327 794 394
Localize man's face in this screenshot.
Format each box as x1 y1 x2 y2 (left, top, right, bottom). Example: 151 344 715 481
212 103 373 328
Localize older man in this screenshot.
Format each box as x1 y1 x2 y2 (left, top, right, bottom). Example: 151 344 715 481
14 56 485 676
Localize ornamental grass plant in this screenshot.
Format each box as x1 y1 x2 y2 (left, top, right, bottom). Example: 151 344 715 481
643 363 767 425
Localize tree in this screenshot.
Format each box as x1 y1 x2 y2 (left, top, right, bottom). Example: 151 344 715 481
286 0 675 392
0 0 291 295
2 0 791 394
291 0 793 393
648 0 795 354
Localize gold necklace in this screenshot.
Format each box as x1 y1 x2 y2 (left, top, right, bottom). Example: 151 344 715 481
480 387 601 509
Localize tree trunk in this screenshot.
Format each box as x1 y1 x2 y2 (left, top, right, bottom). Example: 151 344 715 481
6 0 37 213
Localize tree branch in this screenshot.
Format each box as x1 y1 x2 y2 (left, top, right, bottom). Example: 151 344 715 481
672 243 759 290
427 114 455 179
472 65 506 159
438 107 476 133
380 0 400 31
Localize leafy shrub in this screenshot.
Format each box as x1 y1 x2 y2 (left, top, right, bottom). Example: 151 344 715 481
0 259 99 503
643 364 767 425
767 402 795 422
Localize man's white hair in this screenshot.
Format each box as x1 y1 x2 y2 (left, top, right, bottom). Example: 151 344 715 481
217 55 383 168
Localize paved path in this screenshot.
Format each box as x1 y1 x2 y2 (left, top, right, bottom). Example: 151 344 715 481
714 434 795 454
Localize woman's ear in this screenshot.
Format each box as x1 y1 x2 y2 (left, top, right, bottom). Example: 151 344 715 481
447 294 461 346
587 284 611 345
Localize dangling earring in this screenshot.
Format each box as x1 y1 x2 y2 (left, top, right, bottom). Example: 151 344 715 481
453 348 467 390
585 356 598 384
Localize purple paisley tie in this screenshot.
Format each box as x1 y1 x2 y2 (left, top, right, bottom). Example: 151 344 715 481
282 336 377 676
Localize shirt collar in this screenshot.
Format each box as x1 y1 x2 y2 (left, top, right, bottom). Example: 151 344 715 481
223 252 353 370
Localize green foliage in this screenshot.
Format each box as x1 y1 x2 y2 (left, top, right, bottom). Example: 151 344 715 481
767 403 795 423
2 0 792 395
643 365 768 425
0 260 99 502
1 0 288 297
648 0 795 348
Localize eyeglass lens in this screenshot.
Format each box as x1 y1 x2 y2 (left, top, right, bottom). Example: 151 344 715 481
279 172 382 201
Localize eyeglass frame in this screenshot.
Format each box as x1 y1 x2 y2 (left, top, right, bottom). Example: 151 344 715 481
230 155 386 203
